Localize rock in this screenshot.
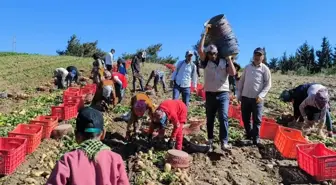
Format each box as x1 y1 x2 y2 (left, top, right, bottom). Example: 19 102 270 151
25 178 37 184
51 124 73 139
265 164 274 173
0 92 8 99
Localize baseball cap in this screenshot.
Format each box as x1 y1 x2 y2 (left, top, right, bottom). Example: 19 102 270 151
254 47 264 55
185 50 194 57
315 88 329 109
205 44 218 53
76 107 104 134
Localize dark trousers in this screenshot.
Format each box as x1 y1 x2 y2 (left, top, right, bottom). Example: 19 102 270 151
106 64 112 71
229 76 236 95
153 76 166 92
205 91 230 144
305 106 333 131
115 83 123 103
132 73 144 91
241 96 263 142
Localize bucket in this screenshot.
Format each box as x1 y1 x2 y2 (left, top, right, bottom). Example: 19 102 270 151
204 14 239 58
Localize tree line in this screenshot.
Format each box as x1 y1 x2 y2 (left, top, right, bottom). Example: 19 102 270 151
56 34 178 64
266 37 336 75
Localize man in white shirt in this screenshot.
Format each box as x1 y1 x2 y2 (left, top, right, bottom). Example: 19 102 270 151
238 47 272 145
105 49 115 71
171 51 197 107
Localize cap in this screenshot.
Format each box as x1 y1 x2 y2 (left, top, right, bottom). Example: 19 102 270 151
76 107 104 134
205 44 218 53
315 88 329 109
133 100 147 117
254 47 264 55
279 90 292 102
185 50 194 57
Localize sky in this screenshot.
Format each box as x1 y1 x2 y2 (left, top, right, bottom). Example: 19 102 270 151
1 0 336 66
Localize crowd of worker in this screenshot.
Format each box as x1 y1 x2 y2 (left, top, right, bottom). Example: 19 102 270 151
48 25 333 184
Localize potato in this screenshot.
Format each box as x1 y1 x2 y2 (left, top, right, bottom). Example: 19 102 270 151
164 163 172 172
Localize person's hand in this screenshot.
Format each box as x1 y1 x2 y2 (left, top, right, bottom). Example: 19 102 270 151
225 56 233 62
204 24 212 34
168 139 176 149
256 97 262 104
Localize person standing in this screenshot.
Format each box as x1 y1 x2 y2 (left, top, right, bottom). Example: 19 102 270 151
237 47 272 145
105 49 115 71
171 51 197 107
198 25 236 151
131 51 145 92
91 53 105 85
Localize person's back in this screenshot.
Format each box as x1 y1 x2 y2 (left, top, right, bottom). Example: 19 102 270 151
48 148 128 185
46 107 129 185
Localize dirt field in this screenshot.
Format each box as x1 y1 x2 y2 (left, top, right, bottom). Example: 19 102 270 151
0 55 335 185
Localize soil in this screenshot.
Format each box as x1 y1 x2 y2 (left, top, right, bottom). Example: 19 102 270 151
0 66 335 185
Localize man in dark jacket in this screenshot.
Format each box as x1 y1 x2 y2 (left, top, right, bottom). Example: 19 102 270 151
131 51 145 92
229 62 241 96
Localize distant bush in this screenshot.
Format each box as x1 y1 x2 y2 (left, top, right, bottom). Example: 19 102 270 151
296 66 310 76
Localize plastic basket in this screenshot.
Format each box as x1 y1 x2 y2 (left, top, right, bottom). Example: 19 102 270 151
274 126 308 159
8 124 43 154
63 95 84 110
0 137 27 175
260 121 279 140
51 103 77 121
297 143 336 181
83 84 97 94
29 116 58 139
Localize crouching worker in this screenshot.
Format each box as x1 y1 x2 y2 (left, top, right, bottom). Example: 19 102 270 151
46 107 130 185
146 70 167 93
126 93 155 140
91 71 116 110
112 72 128 104
66 66 79 86
148 100 187 150
54 67 69 89
299 88 333 138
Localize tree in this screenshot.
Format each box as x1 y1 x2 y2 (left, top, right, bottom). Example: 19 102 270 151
296 41 311 71
332 46 336 66
263 47 268 65
278 52 289 73
56 34 105 57
316 37 333 69
268 57 278 70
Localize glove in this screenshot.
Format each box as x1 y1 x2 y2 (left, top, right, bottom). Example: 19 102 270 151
168 139 176 149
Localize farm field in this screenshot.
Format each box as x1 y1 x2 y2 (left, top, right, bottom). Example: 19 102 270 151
0 54 336 185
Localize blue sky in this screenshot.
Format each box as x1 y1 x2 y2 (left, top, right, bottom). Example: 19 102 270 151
1 0 336 66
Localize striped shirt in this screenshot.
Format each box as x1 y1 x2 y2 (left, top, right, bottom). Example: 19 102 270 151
237 63 271 99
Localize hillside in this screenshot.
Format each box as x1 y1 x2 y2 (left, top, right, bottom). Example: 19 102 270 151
0 54 335 185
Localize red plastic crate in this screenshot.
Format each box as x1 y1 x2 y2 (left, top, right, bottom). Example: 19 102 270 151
8 124 43 154
260 121 279 140
297 143 336 181
83 84 97 94
0 137 27 175
239 115 275 127
274 126 308 159
63 95 84 110
63 87 80 99
29 116 58 139
51 103 77 121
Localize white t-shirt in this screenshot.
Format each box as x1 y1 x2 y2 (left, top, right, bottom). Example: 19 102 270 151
105 52 114 65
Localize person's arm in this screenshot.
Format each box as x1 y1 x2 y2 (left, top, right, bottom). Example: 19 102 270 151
192 65 197 89
237 68 246 100
113 76 122 85
225 56 236 76
258 67 272 99
46 156 70 185
116 156 130 185
169 114 180 139
198 26 210 61
171 61 180 81
299 96 312 121
318 106 327 126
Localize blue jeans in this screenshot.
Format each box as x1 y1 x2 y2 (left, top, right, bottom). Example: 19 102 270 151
205 91 230 144
241 96 263 142
173 83 191 107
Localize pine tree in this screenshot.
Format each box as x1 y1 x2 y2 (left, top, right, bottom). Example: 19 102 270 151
296 41 312 71
268 58 278 70
316 37 333 69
